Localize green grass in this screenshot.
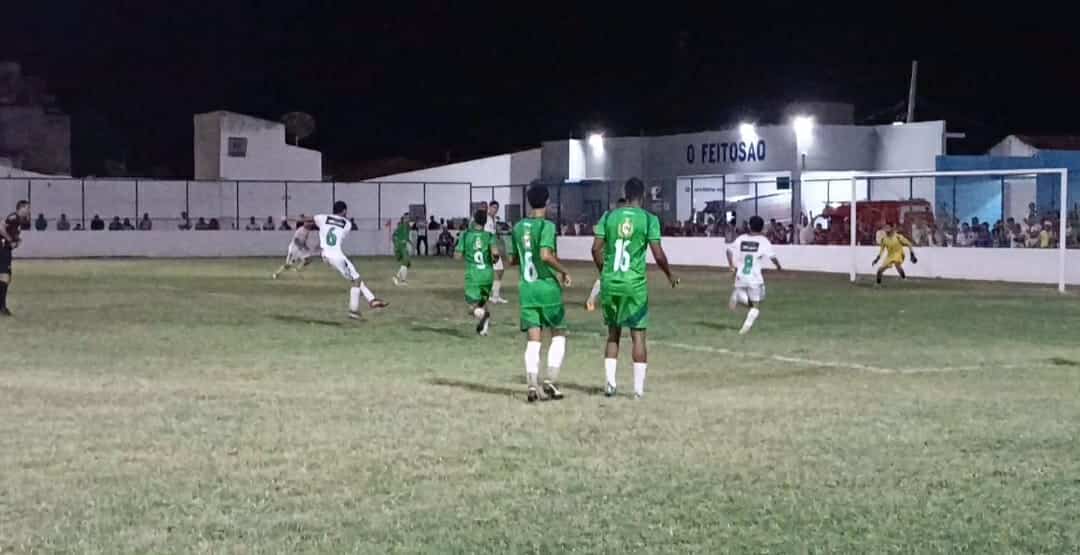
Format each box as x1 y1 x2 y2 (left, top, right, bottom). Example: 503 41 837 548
2 257 1079 553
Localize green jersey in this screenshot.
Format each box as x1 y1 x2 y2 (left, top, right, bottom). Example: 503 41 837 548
393 221 411 246
594 207 662 296
456 228 496 284
510 217 563 308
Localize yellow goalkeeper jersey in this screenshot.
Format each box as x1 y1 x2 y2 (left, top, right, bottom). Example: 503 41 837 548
879 233 912 261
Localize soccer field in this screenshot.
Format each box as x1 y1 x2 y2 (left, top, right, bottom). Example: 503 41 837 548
2 257 1079 553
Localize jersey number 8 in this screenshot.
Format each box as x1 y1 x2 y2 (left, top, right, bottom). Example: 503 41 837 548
742 254 753 275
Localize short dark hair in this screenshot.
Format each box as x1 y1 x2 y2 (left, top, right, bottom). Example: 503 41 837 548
749 215 765 232
624 178 645 201
474 209 488 226
333 201 348 215
615 197 626 206
489 200 499 208
16 200 29 210
527 185 549 209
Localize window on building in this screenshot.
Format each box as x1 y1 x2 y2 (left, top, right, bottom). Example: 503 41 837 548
227 137 247 157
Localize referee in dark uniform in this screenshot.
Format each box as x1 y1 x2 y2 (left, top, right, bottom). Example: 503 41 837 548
0 200 31 316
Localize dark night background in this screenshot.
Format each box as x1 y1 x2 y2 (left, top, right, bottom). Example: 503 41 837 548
3 2 1077 178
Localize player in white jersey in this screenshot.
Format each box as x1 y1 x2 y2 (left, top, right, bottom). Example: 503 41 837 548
725 215 782 335
272 218 319 279
314 201 389 319
484 200 509 303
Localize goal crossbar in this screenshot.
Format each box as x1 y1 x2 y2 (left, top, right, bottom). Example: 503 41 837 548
847 168 1070 293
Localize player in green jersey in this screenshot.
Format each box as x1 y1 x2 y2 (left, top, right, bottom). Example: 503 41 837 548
392 213 412 286
591 177 678 399
509 185 573 403
585 197 625 311
455 208 501 336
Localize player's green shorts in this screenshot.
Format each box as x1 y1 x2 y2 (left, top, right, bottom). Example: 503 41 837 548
465 280 493 306
394 243 411 266
519 304 566 332
602 291 649 330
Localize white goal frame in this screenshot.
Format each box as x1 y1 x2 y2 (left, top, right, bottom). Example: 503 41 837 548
848 168 1070 293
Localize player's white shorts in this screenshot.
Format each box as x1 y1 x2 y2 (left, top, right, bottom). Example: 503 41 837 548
735 283 766 303
323 252 360 281
286 244 315 266
493 259 505 272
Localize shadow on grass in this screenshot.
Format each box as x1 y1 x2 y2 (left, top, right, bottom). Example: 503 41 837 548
412 324 471 338
428 377 517 396
696 320 740 332
1048 357 1080 367
270 314 346 327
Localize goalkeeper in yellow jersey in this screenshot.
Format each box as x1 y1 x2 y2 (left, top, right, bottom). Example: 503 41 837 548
872 223 918 285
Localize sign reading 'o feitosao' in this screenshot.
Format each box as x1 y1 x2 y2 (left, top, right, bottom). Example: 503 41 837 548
686 140 767 165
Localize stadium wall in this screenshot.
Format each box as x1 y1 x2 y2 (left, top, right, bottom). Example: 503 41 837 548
554 237 1080 286
18 230 393 258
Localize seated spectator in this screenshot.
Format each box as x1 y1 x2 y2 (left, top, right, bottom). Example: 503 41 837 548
956 223 974 247
975 223 992 248
87 214 103 230
138 213 153 230
813 223 827 244
108 216 123 231
262 216 275 231
1040 221 1052 248
209 218 221 231
278 219 291 231
73 223 84 231
195 217 210 231
245 217 261 231
56 213 71 231
122 218 136 231
34 213 47 231
437 228 455 256
178 211 191 230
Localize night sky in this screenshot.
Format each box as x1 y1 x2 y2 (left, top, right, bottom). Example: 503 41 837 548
4 3 1077 177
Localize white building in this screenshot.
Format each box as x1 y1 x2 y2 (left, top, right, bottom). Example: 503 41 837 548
194 111 322 181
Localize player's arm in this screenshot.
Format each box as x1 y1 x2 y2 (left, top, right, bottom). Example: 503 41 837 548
453 234 465 260
771 256 783 271
646 216 678 287
872 242 886 264
591 212 607 272
901 234 918 262
0 221 14 245
725 247 737 275
541 248 572 287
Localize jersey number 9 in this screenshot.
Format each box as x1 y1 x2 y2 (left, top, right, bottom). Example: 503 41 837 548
473 250 486 270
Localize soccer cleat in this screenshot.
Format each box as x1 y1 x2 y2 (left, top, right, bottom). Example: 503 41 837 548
491 296 509 304
585 300 596 312
392 276 403 286
348 311 362 320
738 326 751 336
0 307 11 317
542 381 564 400
527 387 540 403
476 311 491 336
272 272 279 280
634 393 644 400
368 299 389 309
604 382 617 397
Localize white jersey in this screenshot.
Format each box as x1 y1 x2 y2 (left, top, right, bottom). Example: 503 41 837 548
728 234 775 286
314 214 351 256
484 216 498 234
292 226 313 249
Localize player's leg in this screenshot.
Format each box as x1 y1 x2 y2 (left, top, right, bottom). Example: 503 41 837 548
541 305 567 400
630 328 648 399
523 311 543 402
337 257 386 318
491 260 506 303
272 248 295 279
875 263 887 285
895 262 907 280
739 286 763 335
729 286 749 311
468 281 493 336
393 246 410 285
0 247 12 315
604 325 621 397
585 278 601 311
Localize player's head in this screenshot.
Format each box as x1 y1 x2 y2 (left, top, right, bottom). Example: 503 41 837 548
15 200 29 218
527 185 549 209
615 197 627 208
624 178 645 203
473 209 488 227
748 215 765 233
332 201 347 216
487 200 500 217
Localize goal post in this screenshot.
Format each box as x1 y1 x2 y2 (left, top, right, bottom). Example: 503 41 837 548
846 168 1071 293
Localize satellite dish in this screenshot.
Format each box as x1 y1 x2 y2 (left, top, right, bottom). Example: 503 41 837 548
280 112 316 146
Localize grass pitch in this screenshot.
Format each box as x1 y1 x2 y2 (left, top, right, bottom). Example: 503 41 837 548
2 256 1079 553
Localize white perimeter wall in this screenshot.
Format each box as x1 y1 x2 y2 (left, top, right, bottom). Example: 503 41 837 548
15 234 1079 286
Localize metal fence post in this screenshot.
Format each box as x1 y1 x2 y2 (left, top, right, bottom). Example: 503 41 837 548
331 180 336 204
377 183 382 229
909 176 914 201
754 182 760 216
134 179 140 220
235 181 240 227
284 181 290 220
26 179 31 204
185 180 190 219
952 176 958 245
81 178 86 227
422 182 427 219
1000 175 1006 227
689 177 694 224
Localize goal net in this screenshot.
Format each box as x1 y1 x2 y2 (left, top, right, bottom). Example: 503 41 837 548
802 168 1075 292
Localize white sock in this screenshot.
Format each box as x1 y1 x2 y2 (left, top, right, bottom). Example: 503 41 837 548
359 282 376 302
492 280 502 299
605 358 617 387
349 287 361 313
546 336 566 382
633 362 647 396
588 279 602 304
525 341 542 387
741 307 760 333
399 266 408 281
728 289 739 309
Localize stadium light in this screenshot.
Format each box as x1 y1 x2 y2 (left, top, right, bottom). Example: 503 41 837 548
588 133 604 149
892 120 905 126
793 115 814 153
739 122 757 142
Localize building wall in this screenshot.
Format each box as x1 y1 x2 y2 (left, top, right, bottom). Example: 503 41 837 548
193 111 322 181
0 105 71 175
988 135 1038 157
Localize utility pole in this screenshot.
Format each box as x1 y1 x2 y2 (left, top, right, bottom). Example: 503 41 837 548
906 60 918 123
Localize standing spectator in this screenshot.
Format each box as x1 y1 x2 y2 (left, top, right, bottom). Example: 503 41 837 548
350 217 358 231
108 217 123 231
798 214 814 244
178 212 191 230
263 216 275 231
437 227 454 256
195 217 210 230
1040 221 1052 248
56 214 71 231
278 218 291 231
122 218 136 230
415 217 429 256
245 217 261 231
138 213 153 230
34 214 47 231
956 223 974 247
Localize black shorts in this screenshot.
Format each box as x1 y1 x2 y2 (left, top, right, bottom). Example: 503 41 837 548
0 245 11 275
